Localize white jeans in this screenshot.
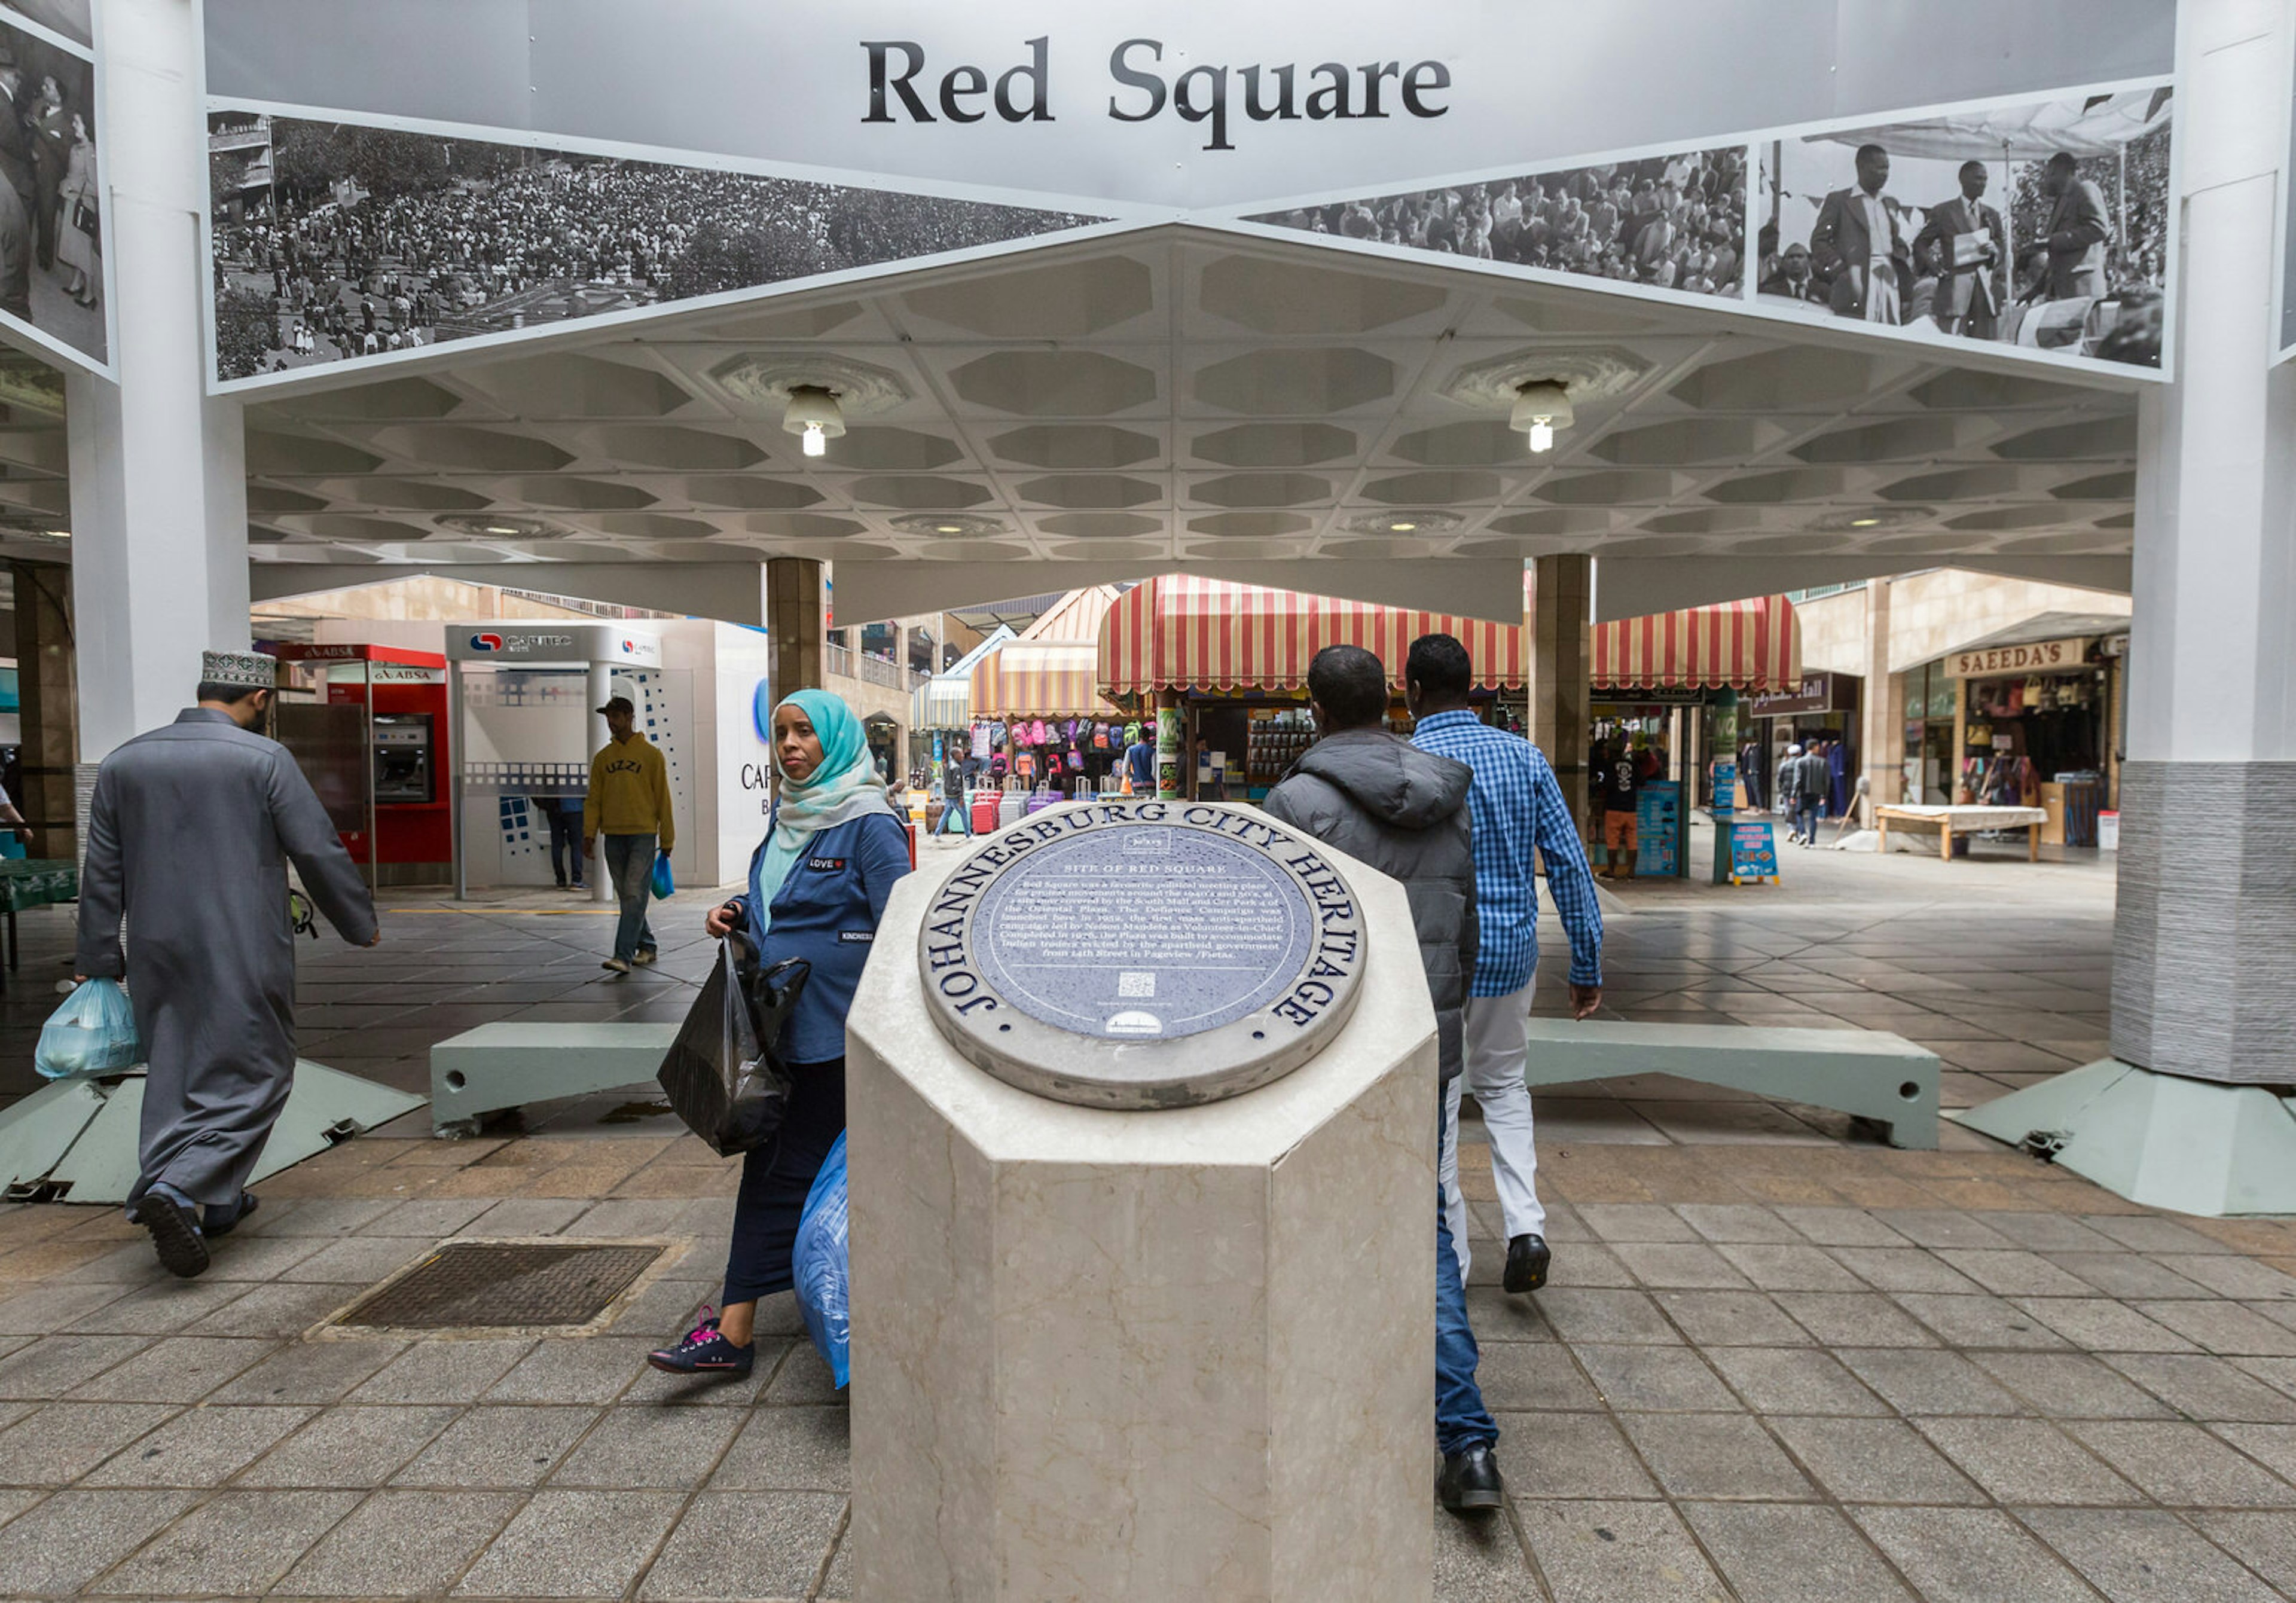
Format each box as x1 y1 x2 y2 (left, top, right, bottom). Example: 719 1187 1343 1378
1442 980 1544 1283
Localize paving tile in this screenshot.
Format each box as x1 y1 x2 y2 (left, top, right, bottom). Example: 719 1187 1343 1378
762 1344 845 1406
1680 1502 1915 1602
0 1488 198 1595
1541 1242 1639 1290
0 1401 176 1485
392 1405 599 1488
484 1336 658 1403
1474 1341 1601 1412
1611 1242 1752 1290
1773 1208 1910 1248
1764 1415 1985 1505
2066 1420 2296 1507
1616 1413 1812 1500
1893 1293 2070 1349
1932 1248 2099 1298
1462 1286 1558 1342
274 1488 520 1596
1836 1348 2029 1417
2081 1216 2239 1255
1711 1244 1865 1293
1772 1293 1936 1349
452 1488 685 1597
549 1404 743 1489
2213 1422 2296 1483
1513 1498 1730 1602
2020 1507 2286 1603
359 1197 497 1236
2044 1251 2216 1300
1968 1211 2124 1254
1868 1210 2017 1250
639 1488 845 1601
254 1198 399 1236
199 1234 334 1281
709 1405 850 1493
1910 1417 2142 1504
1968 1352 2177 1420
347 1339 536 1403
1852 1506 2111 1603
2103 1352 2296 1424
81 1403 312 1486
1702 1347 1888 1416
239 1405 458 1488
280 1236 433 1284
66 1336 280 1403
182 1280 353 1339
1827 1247 1985 1295
2006 1296 2197 1353
1647 1291 1808 1348
210 1338 407 1404
0 1283 130 1335
1576 1204 1701 1243
1430 1506 1543 1600
1674 1204 1802 1245
89 1486 362 1595
1491 1410 1659 1501
0 1334 145 1399
1525 1288 1683 1346
1572 1345 1738 1412
2191 1510 2296 1597
2132 1299 2296 1358
58 1277 257 1335
465 1198 589 1236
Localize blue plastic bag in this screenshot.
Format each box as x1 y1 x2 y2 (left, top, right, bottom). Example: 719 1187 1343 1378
792 1131 850 1388
34 979 141 1079
650 850 675 900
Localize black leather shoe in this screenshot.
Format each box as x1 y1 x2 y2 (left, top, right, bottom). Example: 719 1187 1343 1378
1438 1442 1505 1512
1504 1233 1551 1294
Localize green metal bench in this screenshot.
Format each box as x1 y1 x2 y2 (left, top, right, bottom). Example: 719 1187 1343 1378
430 1022 680 1137
1519 1018 1940 1149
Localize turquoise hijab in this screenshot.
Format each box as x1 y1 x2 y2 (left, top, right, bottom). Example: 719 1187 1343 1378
752 688 894 932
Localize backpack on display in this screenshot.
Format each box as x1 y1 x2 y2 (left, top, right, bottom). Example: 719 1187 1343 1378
1094 723 1110 750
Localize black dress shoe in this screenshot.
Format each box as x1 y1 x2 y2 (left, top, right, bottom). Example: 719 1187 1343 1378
1438 1442 1505 1513
1504 1233 1551 1294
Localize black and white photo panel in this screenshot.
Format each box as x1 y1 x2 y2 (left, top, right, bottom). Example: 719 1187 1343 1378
205 112 1107 386
1755 87 2172 372
0 1 102 369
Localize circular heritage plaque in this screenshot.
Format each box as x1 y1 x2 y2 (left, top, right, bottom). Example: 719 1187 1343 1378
918 799 1369 1109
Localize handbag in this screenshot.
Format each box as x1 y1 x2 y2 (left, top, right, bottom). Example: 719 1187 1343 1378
656 941 811 1156
72 196 97 237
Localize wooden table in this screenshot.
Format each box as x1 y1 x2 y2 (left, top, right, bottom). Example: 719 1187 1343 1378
1876 805 2050 862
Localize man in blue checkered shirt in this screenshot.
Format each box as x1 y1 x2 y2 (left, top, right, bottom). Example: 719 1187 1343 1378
1408 633 1604 1294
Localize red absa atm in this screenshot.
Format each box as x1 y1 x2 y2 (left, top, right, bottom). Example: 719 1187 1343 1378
270 643 453 884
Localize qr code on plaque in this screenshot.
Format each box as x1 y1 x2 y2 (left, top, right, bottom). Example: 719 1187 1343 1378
1118 972 1156 999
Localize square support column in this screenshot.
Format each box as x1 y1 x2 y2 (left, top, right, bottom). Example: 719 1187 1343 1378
1860 578 1904 815
1530 555 1591 826
8 561 75 857
766 557 826 701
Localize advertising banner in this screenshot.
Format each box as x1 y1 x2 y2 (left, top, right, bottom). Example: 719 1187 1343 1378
0 0 105 373
1729 820 1780 884
197 0 2179 391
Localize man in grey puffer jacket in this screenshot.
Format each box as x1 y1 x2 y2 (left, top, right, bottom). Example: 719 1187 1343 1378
1260 643 1504 1518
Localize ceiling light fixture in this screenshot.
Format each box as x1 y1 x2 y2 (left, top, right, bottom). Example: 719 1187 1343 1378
935 524 964 535
482 524 523 536
1849 517 1880 528
781 384 845 460
1388 520 1418 532
1509 379 1574 454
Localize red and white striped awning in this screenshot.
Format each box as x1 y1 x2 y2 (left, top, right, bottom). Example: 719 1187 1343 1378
970 642 1123 719
1098 575 1531 695
1591 596 1800 691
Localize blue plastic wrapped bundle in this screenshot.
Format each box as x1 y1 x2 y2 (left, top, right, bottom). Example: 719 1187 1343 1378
35 979 142 1078
792 1131 850 1387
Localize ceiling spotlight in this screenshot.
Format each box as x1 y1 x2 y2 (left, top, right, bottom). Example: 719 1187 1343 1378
1388 520 1418 532
781 384 845 460
935 524 964 535
1510 379 1574 454
1849 517 1880 528
483 524 522 536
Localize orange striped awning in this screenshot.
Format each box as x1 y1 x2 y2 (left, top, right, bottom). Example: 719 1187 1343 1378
970 641 1123 719
1591 596 1800 691
1098 575 1530 695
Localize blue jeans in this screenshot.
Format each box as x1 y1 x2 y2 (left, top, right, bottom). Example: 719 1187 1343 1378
603 833 657 961
540 803 582 886
938 793 971 835
1793 798 1819 841
1436 1092 1500 1456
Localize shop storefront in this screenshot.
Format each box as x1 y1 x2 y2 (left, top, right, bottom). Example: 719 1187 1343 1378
1941 634 2114 845
1743 669 1862 819
1096 575 1530 801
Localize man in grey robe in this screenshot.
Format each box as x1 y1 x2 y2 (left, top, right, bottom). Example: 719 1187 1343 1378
75 651 380 1277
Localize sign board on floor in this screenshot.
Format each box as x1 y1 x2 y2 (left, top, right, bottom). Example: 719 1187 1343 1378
1729 821 1780 884
1636 780 1680 877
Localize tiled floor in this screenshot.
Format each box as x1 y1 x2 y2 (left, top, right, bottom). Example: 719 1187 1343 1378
0 830 2286 1600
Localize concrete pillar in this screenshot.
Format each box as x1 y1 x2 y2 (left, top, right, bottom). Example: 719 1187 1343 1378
765 558 825 701
8 561 76 857
1530 556 1592 824
2110 0 2296 1088
1859 578 1903 816
66 0 250 770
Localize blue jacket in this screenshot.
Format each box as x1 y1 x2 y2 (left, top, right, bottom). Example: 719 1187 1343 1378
731 810 911 1065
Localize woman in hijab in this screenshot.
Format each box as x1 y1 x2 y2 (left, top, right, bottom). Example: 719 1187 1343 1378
648 689 911 1378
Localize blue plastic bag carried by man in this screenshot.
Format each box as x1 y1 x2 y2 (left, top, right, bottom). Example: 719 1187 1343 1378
792 1131 851 1387
650 848 676 900
35 978 142 1078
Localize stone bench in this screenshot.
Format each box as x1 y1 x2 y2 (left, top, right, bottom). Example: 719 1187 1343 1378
430 1022 680 1138
1518 1018 1939 1149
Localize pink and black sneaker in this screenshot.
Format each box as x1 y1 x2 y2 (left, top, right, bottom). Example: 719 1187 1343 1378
646 1308 754 1379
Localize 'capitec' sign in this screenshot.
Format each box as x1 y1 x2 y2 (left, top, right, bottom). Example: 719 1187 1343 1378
1945 637 2092 679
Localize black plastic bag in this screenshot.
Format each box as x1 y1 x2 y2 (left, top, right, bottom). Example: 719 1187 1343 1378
657 941 810 1156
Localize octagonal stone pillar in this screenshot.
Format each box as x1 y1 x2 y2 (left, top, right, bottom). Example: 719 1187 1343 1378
846 840 1435 1601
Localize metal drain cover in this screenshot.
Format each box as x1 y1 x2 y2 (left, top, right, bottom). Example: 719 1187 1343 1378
331 1241 662 1331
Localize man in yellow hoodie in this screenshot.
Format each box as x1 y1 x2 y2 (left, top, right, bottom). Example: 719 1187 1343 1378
583 695 675 972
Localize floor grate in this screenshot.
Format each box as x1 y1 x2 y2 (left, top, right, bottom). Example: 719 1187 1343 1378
329 1241 662 1331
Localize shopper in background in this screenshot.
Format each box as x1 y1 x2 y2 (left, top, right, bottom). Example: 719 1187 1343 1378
1260 643 1503 1518
1783 742 1822 846
1406 633 1603 1305
648 689 909 1379
532 795 584 890
1123 725 1156 794
582 694 675 973
1596 740 1642 880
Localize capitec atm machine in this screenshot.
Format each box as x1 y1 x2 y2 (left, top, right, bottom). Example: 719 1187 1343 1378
269 643 452 886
